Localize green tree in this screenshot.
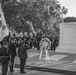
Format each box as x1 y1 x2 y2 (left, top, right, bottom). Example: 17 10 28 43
2 0 68 35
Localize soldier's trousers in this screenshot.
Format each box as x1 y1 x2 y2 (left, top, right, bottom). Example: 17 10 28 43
2 63 8 75
20 59 26 72
10 57 15 71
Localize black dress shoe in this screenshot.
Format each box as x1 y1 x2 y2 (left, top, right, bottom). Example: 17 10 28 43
10 70 14 72
21 71 26 74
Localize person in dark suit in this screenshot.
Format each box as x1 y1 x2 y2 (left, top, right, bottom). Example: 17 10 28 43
8 37 17 72
18 40 28 74
0 41 10 75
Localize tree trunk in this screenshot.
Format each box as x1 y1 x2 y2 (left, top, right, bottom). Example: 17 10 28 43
26 21 35 34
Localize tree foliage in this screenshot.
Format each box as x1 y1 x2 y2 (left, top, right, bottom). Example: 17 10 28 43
2 0 68 35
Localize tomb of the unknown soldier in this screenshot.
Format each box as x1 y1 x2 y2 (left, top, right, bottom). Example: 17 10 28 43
0 0 76 75
56 22 76 53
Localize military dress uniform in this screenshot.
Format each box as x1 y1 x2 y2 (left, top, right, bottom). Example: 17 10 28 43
8 39 17 72
36 32 42 50
24 36 30 49
29 36 34 49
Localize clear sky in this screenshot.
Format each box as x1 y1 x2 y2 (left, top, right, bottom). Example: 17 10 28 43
58 0 76 17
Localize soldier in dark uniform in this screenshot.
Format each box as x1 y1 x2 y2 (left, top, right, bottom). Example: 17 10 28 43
29 32 34 49
18 40 28 73
33 33 37 49
15 35 21 47
24 32 30 48
36 30 42 50
52 35 59 51
8 37 17 72
0 41 10 75
48 35 54 50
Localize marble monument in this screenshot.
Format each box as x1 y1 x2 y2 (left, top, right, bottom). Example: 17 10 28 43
56 22 76 53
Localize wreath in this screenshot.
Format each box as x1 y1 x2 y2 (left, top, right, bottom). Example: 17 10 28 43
39 37 51 50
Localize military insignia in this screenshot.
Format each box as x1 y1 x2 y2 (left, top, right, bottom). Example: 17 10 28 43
0 20 2 27
2 25 6 30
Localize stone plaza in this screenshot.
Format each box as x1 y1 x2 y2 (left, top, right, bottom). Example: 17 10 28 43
0 49 76 75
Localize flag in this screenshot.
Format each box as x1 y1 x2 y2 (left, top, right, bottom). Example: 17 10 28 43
0 3 9 41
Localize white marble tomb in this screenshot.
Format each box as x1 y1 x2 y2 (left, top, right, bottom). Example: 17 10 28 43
56 22 76 53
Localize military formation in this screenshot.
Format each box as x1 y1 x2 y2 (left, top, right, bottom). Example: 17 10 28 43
0 30 59 75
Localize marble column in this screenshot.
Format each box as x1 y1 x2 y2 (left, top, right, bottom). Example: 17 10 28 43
56 22 76 53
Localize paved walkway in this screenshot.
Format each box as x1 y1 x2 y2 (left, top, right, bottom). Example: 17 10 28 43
0 49 76 75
